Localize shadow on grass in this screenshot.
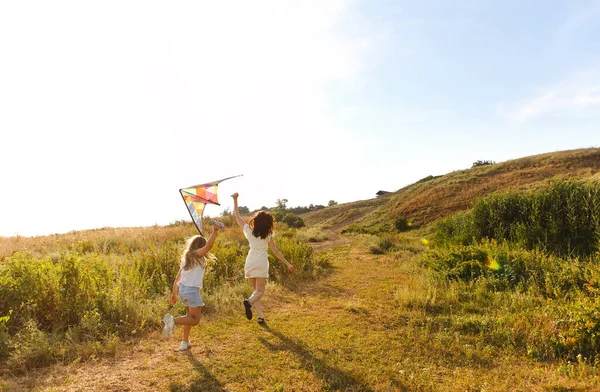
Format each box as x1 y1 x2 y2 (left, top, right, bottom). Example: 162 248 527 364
258 323 398 392
169 351 225 392
280 270 355 299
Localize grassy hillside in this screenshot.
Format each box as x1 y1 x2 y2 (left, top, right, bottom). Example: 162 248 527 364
3 147 600 391
304 148 600 232
301 195 393 230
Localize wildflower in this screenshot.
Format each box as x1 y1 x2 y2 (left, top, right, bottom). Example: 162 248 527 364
485 256 501 271
585 319 596 329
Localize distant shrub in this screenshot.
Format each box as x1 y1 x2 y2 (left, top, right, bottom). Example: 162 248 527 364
288 206 310 214
378 236 394 252
415 175 442 184
341 224 378 235
395 217 418 232
282 213 305 228
394 218 410 232
472 160 495 168
369 235 394 255
369 245 384 255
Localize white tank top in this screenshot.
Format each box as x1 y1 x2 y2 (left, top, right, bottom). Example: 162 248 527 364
179 258 206 288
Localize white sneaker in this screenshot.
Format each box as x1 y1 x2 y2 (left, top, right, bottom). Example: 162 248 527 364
163 314 174 338
178 341 191 351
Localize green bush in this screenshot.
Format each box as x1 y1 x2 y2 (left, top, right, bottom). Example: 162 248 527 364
0 225 329 371
341 224 377 235
282 213 305 229
394 218 411 232
0 311 10 359
433 211 476 246
421 239 586 298
433 180 600 258
268 236 315 282
369 235 395 255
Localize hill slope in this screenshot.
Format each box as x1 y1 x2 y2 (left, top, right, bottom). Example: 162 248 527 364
303 147 600 230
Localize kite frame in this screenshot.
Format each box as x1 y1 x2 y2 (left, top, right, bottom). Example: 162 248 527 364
179 175 242 235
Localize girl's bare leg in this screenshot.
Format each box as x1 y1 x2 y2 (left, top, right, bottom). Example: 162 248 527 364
174 306 201 329
252 278 267 319
182 307 192 342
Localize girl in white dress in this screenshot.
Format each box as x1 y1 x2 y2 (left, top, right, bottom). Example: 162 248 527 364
231 192 294 323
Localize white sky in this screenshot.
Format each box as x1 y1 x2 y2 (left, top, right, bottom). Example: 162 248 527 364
1 0 599 237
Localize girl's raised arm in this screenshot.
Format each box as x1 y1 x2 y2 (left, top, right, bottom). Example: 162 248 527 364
231 193 246 229
195 224 220 257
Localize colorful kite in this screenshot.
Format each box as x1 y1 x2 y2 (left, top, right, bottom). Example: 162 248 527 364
179 175 242 234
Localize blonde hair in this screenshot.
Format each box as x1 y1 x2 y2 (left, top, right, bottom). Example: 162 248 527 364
181 235 216 270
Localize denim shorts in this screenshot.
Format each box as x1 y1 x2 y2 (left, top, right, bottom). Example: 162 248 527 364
178 284 204 307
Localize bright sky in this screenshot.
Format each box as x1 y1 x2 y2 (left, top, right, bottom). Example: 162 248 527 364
1 0 600 237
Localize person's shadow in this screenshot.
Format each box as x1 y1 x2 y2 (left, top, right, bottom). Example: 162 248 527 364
258 322 393 392
169 350 225 392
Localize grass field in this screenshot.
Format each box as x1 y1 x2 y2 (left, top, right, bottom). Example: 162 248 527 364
3 148 600 391
2 232 600 391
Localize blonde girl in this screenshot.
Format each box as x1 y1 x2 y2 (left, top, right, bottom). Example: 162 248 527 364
231 192 294 324
163 223 220 350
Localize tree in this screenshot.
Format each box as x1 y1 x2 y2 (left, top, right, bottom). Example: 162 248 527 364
276 198 288 209
283 213 305 228
328 200 338 207
239 206 250 214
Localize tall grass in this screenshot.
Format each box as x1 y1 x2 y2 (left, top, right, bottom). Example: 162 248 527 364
434 180 600 258
0 222 330 372
422 179 600 362
421 239 600 361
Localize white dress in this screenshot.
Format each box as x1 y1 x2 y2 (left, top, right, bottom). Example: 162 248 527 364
243 223 270 278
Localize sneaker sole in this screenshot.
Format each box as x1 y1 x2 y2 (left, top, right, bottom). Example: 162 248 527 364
163 315 174 338
243 300 253 320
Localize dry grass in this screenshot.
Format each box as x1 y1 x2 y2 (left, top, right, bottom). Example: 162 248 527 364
3 234 600 391
384 147 600 226
0 223 195 260
301 196 392 230
300 148 600 232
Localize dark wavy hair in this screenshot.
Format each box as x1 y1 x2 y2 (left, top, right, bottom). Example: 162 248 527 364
248 210 274 239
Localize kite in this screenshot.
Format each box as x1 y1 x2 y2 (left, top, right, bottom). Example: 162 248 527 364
179 175 242 234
